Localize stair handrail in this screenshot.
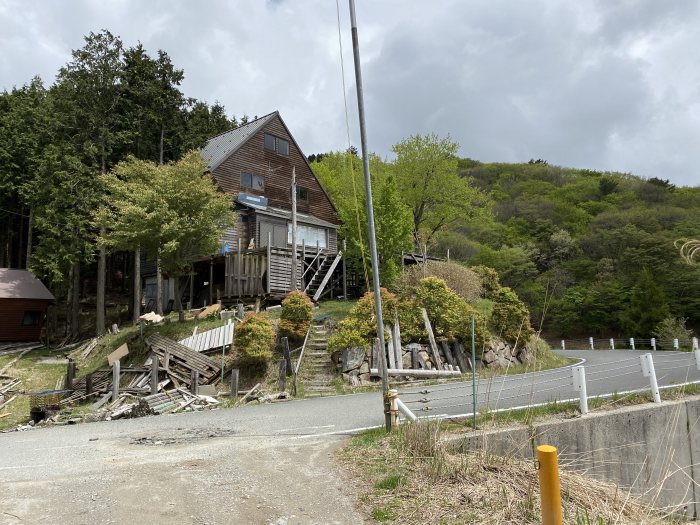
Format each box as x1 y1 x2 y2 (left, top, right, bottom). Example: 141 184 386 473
302 250 326 283
292 325 313 396
312 251 343 302
294 325 312 376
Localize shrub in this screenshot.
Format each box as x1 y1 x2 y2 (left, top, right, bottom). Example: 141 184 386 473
653 317 695 350
414 277 489 349
469 265 501 298
279 290 313 341
235 312 275 362
327 329 367 353
393 262 482 304
490 287 534 346
326 288 398 352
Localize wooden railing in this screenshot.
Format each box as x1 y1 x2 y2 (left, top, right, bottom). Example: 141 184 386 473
292 326 312 396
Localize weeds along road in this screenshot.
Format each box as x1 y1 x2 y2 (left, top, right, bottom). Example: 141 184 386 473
0 350 697 524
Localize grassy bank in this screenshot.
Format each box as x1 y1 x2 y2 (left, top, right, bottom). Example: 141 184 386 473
338 421 675 524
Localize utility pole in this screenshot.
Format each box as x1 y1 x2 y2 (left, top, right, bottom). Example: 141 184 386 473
349 0 391 431
290 166 298 291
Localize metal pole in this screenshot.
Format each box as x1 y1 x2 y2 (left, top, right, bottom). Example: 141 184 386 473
291 166 298 291
471 316 476 429
349 0 390 431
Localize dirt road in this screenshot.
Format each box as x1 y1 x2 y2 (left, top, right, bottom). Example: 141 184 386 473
0 425 364 525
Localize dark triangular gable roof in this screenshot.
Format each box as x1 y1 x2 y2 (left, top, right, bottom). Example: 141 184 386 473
201 111 338 215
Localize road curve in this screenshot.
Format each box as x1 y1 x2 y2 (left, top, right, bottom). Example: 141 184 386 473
1 350 697 450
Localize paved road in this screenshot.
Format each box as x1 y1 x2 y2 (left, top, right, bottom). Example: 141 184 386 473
1 349 697 524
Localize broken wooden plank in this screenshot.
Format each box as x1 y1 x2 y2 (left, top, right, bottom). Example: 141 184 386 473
421 308 442 370
237 382 261 405
107 343 129 366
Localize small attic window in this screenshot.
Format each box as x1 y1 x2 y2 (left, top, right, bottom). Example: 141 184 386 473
277 138 289 155
264 133 289 156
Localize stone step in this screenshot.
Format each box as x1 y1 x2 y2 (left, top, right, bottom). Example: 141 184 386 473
307 352 329 357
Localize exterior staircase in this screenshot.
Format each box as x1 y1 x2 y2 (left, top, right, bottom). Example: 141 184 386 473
299 323 336 397
304 251 343 302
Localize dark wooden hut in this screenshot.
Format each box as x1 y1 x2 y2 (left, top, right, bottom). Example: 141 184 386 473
0 269 54 342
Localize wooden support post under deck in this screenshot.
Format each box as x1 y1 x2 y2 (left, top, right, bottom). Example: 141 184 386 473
189 271 194 309
266 232 272 294
85 373 93 396
237 238 243 297
301 239 306 290
209 257 214 307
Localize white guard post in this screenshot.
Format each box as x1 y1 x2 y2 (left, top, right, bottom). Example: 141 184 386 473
629 338 635 350
561 340 565 351
651 337 656 351
673 338 679 350
693 337 699 351
640 353 661 403
589 337 594 350
610 338 615 350
572 366 588 415
694 348 700 371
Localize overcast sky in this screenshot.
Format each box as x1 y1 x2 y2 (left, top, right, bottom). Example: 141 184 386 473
1 0 699 186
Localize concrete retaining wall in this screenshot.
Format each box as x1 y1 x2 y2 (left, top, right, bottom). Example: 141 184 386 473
452 396 700 519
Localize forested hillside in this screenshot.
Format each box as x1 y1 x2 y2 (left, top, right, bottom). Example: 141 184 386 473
438 161 700 336
313 144 700 338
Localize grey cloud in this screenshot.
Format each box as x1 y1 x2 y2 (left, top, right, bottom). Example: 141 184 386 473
0 0 698 185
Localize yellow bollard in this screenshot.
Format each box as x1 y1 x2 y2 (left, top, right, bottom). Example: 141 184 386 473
537 445 563 525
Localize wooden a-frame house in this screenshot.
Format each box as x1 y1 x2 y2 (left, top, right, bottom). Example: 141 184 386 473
185 111 345 305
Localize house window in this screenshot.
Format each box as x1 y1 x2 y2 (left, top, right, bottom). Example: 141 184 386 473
276 137 289 155
296 186 309 201
264 133 289 156
22 311 42 326
288 223 327 249
241 172 264 191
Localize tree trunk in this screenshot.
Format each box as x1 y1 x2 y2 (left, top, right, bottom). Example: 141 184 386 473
133 247 141 324
70 260 81 340
159 125 165 166
156 253 163 315
18 210 24 270
96 227 106 336
25 208 33 269
174 276 184 322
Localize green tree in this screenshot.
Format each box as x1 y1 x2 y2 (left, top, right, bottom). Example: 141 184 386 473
312 151 413 287
55 29 125 335
621 268 670 335
97 151 235 318
392 134 486 245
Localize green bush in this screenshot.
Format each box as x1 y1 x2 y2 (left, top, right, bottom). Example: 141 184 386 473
327 329 367 353
490 287 534 346
326 288 398 352
653 317 695 350
414 277 489 349
279 290 313 341
235 312 275 363
393 261 482 303
469 265 501 298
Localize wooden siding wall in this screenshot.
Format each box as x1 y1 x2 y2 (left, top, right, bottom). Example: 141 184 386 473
0 298 49 342
220 211 250 251
268 250 303 293
211 115 338 225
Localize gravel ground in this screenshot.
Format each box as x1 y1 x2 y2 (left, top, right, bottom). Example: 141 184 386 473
0 426 364 525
